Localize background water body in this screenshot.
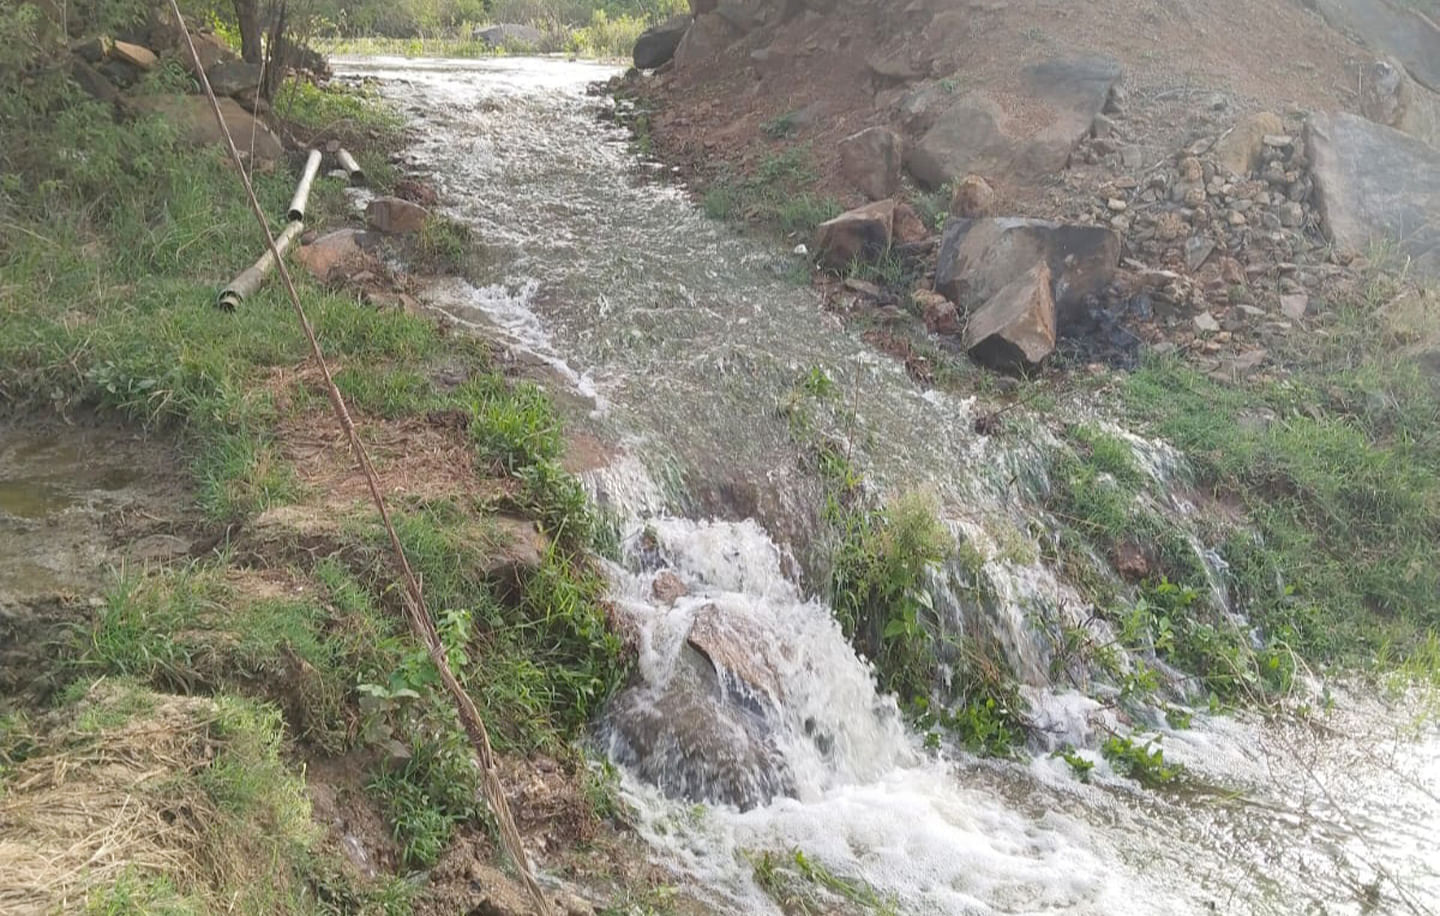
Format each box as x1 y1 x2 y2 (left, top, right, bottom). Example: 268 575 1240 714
337 55 1440 915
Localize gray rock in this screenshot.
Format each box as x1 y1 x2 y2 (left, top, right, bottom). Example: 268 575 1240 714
1307 111 1440 279
813 199 895 270
1359 57 1440 149
1280 292 1310 321
474 23 544 47
1185 235 1216 271
205 60 262 97
1309 0 1440 93
69 59 120 105
964 261 1056 372
906 55 1121 188
633 14 691 69
1214 111 1285 177
934 217 1120 329
837 126 902 201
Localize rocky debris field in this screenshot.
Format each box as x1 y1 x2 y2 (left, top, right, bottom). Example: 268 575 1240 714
620 0 1440 379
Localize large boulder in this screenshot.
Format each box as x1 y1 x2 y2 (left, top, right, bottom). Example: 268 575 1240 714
365 197 429 235
813 199 895 270
837 126 902 201
1360 58 1440 150
1307 111 1440 280
633 14 691 69
673 13 739 69
131 95 283 162
205 60 262 97
1213 111 1285 177
906 55 1121 188
1309 0 1440 93
963 261 1056 372
934 217 1120 329
474 23 544 48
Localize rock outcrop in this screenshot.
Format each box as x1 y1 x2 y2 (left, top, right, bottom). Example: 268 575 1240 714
1360 58 1440 150
1309 0 1440 93
837 126 902 201
934 217 1120 328
963 261 1056 372
1307 111 1440 280
906 55 1122 187
296 229 382 283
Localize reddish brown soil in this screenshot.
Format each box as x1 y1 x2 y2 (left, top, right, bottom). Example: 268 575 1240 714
640 0 1371 213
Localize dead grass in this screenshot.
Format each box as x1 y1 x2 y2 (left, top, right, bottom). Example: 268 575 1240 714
0 681 310 915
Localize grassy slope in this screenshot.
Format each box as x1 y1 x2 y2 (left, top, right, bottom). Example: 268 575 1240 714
1 51 634 916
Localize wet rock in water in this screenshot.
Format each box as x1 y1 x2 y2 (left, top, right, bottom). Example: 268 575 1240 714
393 177 438 206
686 603 784 708
206 60 262 97
474 23 544 48
813 199 895 270
130 96 283 162
633 14 691 70
1359 58 1440 150
963 261 1055 372
111 40 157 71
950 174 997 218
365 196 429 235
600 647 791 811
295 228 381 283
838 126 902 201
1307 111 1440 280
652 569 687 605
934 217 1120 330
906 55 1122 187
1213 111 1284 177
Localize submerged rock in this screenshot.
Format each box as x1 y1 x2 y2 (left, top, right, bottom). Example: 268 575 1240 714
837 126 902 201
1307 111 1440 279
633 15 691 70
963 261 1056 372
813 199 895 270
934 217 1120 329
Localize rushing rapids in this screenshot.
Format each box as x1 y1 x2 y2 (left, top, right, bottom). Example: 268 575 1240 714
336 56 1440 915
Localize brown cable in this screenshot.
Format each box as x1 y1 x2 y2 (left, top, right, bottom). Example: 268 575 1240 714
165 5 552 911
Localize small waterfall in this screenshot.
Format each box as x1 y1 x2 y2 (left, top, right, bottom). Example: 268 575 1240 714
338 55 1440 915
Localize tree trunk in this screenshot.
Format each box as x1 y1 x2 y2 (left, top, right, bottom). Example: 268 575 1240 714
235 0 261 63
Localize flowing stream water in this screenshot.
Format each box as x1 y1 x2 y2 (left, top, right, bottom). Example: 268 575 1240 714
336 56 1439 915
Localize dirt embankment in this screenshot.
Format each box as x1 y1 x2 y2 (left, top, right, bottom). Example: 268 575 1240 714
621 0 1440 379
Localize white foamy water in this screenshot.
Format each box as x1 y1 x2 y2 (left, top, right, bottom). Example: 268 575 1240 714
337 55 1440 916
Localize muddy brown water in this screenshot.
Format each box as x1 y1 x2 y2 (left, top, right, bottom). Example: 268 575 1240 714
0 420 189 702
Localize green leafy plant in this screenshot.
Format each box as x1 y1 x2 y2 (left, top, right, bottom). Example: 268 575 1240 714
1102 734 1183 787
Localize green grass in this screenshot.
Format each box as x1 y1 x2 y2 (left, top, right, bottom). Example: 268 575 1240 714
749 847 900 916
3 22 630 907
1121 347 1440 666
696 148 843 237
